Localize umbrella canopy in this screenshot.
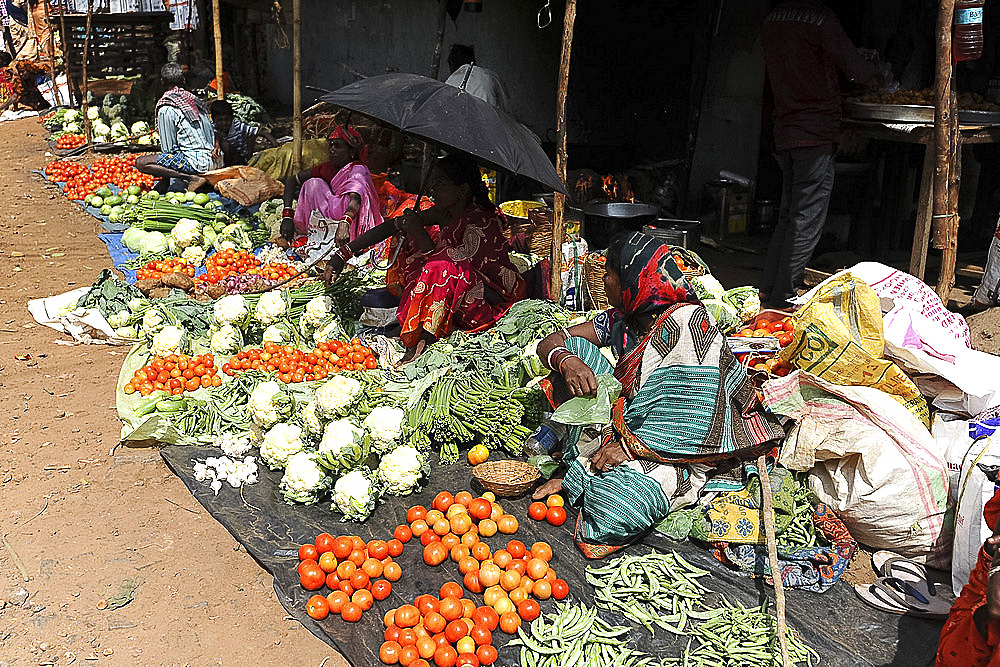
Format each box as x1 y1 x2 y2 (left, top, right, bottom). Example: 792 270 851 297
320 72 567 194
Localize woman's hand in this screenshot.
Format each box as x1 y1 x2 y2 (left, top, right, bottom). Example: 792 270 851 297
335 220 351 246
323 256 346 286
561 356 598 397
532 477 563 500
590 439 631 473
280 216 295 243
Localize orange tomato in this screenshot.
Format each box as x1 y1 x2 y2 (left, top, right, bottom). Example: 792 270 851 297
528 502 547 521
498 611 522 634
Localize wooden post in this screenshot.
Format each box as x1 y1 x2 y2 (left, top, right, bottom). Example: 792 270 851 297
429 0 449 79
551 0 576 303
291 0 301 172
81 0 92 151
58 0 75 106
212 0 224 100
41 0 61 106
932 0 957 300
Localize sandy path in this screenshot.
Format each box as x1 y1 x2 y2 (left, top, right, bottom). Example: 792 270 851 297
0 118 345 667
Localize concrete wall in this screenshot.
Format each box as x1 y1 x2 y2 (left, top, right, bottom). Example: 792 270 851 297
263 0 561 137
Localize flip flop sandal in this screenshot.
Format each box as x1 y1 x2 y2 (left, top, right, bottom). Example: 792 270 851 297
854 577 951 618
880 576 953 617
871 551 955 603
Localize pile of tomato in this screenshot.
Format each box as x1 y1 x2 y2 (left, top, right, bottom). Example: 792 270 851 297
43 155 155 200
55 133 87 149
732 316 796 348
527 494 568 527
136 258 196 281
247 262 301 283
123 353 221 396
299 533 405 625
222 339 378 383
194 248 261 287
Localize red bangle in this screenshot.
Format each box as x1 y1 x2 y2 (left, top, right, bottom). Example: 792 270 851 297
282 207 293 218
337 244 355 261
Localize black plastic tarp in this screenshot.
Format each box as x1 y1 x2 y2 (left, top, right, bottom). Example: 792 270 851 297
160 445 942 667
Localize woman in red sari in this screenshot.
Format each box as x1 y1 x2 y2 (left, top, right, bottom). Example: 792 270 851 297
390 154 525 362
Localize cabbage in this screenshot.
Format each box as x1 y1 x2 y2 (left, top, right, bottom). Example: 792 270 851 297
141 231 169 254
702 298 739 333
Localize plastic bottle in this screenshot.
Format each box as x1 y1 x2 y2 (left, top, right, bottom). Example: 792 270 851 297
954 1 985 62
522 422 563 458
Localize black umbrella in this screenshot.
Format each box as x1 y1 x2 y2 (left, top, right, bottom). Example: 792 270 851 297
320 72 567 195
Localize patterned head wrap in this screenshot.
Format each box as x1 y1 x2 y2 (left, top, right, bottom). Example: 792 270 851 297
608 231 699 355
330 124 368 164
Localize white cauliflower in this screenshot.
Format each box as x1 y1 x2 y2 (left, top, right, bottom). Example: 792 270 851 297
279 451 331 505
332 467 379 522
314 375 361 419
215 432 252 457
217 240 237 252
299 400 324 440
254 290 287 325
214 294 248 325
377 445 428 496
141 308 164 334
303 296 332 328
259 422 305 470
363 406 405 454
171 218 202 249
311 316 344 344
262 324 287 343
248 380 295 428
181 245 206 266
317 418 366 474
210 324 241 354
151 325 184 357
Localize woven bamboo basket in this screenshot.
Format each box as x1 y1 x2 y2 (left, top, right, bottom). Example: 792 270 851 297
472 460 541 497
584 252 609 310
501 206 565 258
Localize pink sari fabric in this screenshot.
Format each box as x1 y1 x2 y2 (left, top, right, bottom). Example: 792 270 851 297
293 161 384 239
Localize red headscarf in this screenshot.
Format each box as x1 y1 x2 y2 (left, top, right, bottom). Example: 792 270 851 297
330 124 368 165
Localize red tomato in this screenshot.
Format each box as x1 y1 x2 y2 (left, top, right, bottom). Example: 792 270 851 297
306 594 330 620
472 606 499 631
371 579 393 600
394 525 413 543
476 645 498 666
407 505 427 523
551 578 570 600
444 619 469 643
528 502 548 521
434 646 458 667
468 624 492 647
432 492 455 513
368 540 389 560
315 532 336 555
545 506 567 526
340 601 363 622
387 538 405 557
299 564 326 591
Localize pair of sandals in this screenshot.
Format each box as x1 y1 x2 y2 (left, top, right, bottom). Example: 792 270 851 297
853 551 956 619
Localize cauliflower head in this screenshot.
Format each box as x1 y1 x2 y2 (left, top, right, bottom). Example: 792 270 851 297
332 467 380 522
279 452 331 505
171 218 202 249
248 380 294 428
181 245 206 267
303 296 333 328
310 315 344 344
317 418 366 474
314 375 361 419
259 422 305 470
151 325 185 357
363 406 405 454
141 308 164 334
210 324 241 354
299 400 324 440
377 445 428 496
262 324 288 343
214 294 248 326
254 290 287 325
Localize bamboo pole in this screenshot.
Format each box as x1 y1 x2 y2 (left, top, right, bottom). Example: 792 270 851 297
758 456 792 667
41 0 61 106
212 0 223 100
429 0 449 79
551 0 576 303
57 0 74 106
932 0 957 301
81 0 92 151
291 0 301 172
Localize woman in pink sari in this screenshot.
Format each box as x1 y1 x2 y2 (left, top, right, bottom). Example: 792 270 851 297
279 125 383 250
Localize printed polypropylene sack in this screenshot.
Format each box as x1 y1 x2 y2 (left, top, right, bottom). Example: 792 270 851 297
951 436 1000 593
780 273 929 427
763 370 950 564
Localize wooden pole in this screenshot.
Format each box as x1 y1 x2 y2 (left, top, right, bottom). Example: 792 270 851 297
932 0 957 300
81 0 92 152
212 0 224 100
551 0 576 303
758 456 792 667
291 0 301 172
57 0 74 106
41 0 61 106
429 0 449 79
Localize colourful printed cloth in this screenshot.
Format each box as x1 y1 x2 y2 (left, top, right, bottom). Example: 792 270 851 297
393 204 525 347
155 150 197 175
293 161 383 239
701 467 799 544
937 489 1000 666
713 502 856 593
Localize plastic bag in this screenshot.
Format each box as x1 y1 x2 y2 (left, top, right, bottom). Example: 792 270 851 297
551 374 621 425
952 435 1000 593
780 273 929 427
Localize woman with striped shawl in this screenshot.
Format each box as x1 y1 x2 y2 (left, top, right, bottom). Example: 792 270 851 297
534 232 784 558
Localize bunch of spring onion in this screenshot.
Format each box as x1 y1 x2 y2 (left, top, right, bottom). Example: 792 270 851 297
124 198 231 231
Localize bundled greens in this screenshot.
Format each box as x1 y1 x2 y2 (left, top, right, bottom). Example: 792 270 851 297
77 270 144 318
492 299 576 347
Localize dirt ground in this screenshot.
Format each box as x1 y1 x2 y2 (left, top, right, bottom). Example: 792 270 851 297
0 118 345 666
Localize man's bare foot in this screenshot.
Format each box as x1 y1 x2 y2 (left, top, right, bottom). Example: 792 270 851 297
186 176 208 192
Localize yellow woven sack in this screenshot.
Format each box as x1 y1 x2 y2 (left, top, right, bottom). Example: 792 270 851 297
780 273 929 427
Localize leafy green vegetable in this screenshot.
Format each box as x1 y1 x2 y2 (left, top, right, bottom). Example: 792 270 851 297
77 270 144 319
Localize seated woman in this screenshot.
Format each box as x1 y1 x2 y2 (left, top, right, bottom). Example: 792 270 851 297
938 488 1000 666
280 125 383 254
0 53 50 113
533 232 784 557
389 153 525 362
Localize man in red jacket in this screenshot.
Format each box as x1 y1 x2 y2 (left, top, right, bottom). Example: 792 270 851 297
760 1 879 308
